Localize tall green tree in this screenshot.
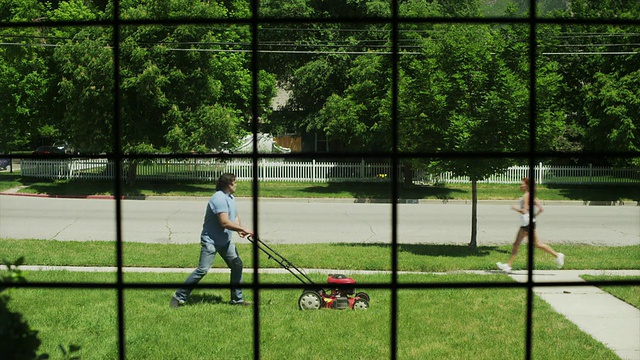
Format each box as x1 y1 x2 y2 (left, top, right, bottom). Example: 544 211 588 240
2 0 279 161
50 0 276 182
0 0 60 151
547 1 640 164
398 0 531 247
583 71 640 165
424 23 529 247
258 0 394 146
54 28 114 155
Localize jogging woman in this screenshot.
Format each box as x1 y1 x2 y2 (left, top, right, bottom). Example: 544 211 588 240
496 177 564 272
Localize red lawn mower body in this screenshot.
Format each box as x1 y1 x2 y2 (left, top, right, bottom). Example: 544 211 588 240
298 274 370 310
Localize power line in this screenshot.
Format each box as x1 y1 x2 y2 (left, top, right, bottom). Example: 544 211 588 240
547 43 640 47
541 51 638 55
0 41 422 55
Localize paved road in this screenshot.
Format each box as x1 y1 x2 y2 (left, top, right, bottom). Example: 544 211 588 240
1 196 638 245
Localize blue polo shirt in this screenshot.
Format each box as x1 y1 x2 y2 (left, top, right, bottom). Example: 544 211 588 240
201 190 237 245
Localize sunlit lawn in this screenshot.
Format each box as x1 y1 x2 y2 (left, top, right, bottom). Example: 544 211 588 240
6 272 621 360
2 239 639 272
1 171 638 202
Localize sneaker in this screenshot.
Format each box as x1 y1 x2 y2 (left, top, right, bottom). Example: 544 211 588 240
556 253 565 268
496 262 512 272
230 300 252 307
170 296 185 308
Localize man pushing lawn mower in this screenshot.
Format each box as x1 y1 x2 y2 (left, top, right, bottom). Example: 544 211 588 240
170 173 253 308
169 172 369 310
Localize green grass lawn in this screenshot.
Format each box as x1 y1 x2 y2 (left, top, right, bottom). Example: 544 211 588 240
2 239 639 273
2 172 639 201
0 173 23 191
2 240 637 359
5 271 622 360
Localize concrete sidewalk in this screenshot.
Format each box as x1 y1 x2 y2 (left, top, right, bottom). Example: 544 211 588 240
4 265 639 359
507 270 640 360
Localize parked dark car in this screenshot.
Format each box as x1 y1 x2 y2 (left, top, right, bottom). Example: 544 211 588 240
33 146 66 155
0 158 10 170
53 141 76 155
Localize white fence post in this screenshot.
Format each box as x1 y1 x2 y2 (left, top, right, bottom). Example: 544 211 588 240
537 162 543 185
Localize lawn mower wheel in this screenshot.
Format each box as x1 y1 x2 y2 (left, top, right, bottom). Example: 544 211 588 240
298 290 322 310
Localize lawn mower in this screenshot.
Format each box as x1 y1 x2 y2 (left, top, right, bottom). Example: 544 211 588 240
246 235 370 310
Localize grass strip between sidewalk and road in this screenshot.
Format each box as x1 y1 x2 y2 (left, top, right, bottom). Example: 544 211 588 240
2 239 639 273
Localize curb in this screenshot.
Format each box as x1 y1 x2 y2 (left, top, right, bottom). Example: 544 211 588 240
0 192 138 200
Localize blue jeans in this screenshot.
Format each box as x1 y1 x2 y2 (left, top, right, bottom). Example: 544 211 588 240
174 237 244 303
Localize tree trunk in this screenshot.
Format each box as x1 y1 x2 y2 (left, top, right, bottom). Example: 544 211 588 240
401 163 413 187
469 179 478 248
126 160 138 186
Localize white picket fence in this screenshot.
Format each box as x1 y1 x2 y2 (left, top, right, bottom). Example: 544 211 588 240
19 158 640 185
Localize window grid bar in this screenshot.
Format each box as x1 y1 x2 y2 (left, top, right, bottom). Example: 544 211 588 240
390 0 400 359
250 0 262 358
111 0 126 358
524 1 538 358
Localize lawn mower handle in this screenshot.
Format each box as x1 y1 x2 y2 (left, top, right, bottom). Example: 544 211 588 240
245 234 317 286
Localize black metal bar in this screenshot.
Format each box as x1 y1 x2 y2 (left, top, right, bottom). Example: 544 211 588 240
249 1 261 358
390 0 400 359
525 1 538 358
111 2 126 359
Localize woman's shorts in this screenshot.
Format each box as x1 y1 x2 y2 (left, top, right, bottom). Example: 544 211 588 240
520 223 536 231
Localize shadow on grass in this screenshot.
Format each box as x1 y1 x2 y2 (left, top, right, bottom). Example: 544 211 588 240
24 180 119 196
333 243 500 258
127 182 215 196
399 244 500 258
0 172 39 183
0 173 21 181
299 182 466 200
186 293 224 306
22 180 216 197
546 184 640 203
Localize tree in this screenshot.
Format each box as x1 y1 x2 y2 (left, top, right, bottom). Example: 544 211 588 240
0 0 61 151
258 0 533 246
312 54 392 152
535 24 583 154
258 0 394 147
397 0 450 184
399 4 529 246
583 70 640 165
437 23 529 247
51 0 277 182
546 1 640 164
54 26 115 155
